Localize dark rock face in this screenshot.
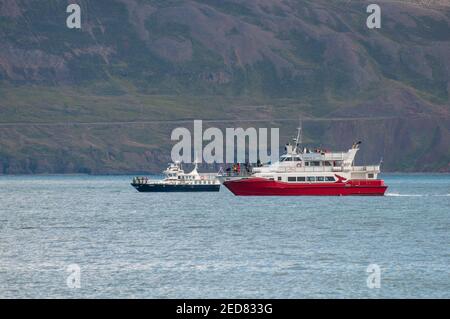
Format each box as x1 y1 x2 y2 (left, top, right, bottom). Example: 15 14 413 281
0 0 449 173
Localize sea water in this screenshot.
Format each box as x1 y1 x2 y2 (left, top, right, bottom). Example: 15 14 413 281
0 174 449 298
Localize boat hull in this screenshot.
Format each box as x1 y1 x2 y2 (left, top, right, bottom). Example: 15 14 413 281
223 178 387 196
131 183 220 192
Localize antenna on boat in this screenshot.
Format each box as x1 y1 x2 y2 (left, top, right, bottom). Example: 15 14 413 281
193 151 199 170
293 118 303 153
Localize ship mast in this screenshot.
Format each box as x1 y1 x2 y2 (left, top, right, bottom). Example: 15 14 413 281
293 119 302 154
193 151 199 170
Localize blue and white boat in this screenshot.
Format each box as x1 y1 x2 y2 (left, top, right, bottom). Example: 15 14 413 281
131 162 220 192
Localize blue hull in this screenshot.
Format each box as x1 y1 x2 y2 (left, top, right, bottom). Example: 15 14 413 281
131 183 220 192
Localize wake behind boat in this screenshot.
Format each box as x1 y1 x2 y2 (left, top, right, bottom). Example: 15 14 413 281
131 162 220 192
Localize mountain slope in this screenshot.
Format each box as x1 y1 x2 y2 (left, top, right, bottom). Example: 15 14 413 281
0 0 449 173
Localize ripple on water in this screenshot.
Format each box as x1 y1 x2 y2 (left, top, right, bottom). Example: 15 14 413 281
0 174 449 298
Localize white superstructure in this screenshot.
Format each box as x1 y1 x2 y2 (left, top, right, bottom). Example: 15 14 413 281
133 161 220 186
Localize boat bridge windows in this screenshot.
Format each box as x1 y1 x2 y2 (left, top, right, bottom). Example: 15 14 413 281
304 160 342 167
304 161 321 167
281 156 302 162
280 157 344 168
176 175 197 180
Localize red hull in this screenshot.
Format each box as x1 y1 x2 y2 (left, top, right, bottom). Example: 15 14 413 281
223 178 387 196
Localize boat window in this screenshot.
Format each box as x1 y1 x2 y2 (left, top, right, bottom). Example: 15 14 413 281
368 173 374 179
324 161 332 166
277 177 282 181
326 176 335 181
294 157 302 161
311 161 321 166
305 162 310 166
288 177 296 182
307 176 316 182
285 157 292 162
317 176 325 182
297 177 306 182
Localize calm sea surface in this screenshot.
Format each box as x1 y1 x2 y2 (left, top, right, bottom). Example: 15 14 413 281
0 174 449 298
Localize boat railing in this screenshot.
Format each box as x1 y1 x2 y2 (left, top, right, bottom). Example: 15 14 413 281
132 176 219 185
271 166 340 173
350 165 380 172
302 153 347 161
132 177 157 184
228 165 380 174
274 166 379 173
217 163 380 177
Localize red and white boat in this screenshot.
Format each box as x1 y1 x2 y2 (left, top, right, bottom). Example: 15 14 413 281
218 129 387 196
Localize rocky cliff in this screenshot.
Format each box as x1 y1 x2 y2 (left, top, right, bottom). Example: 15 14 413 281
0 0 449 173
